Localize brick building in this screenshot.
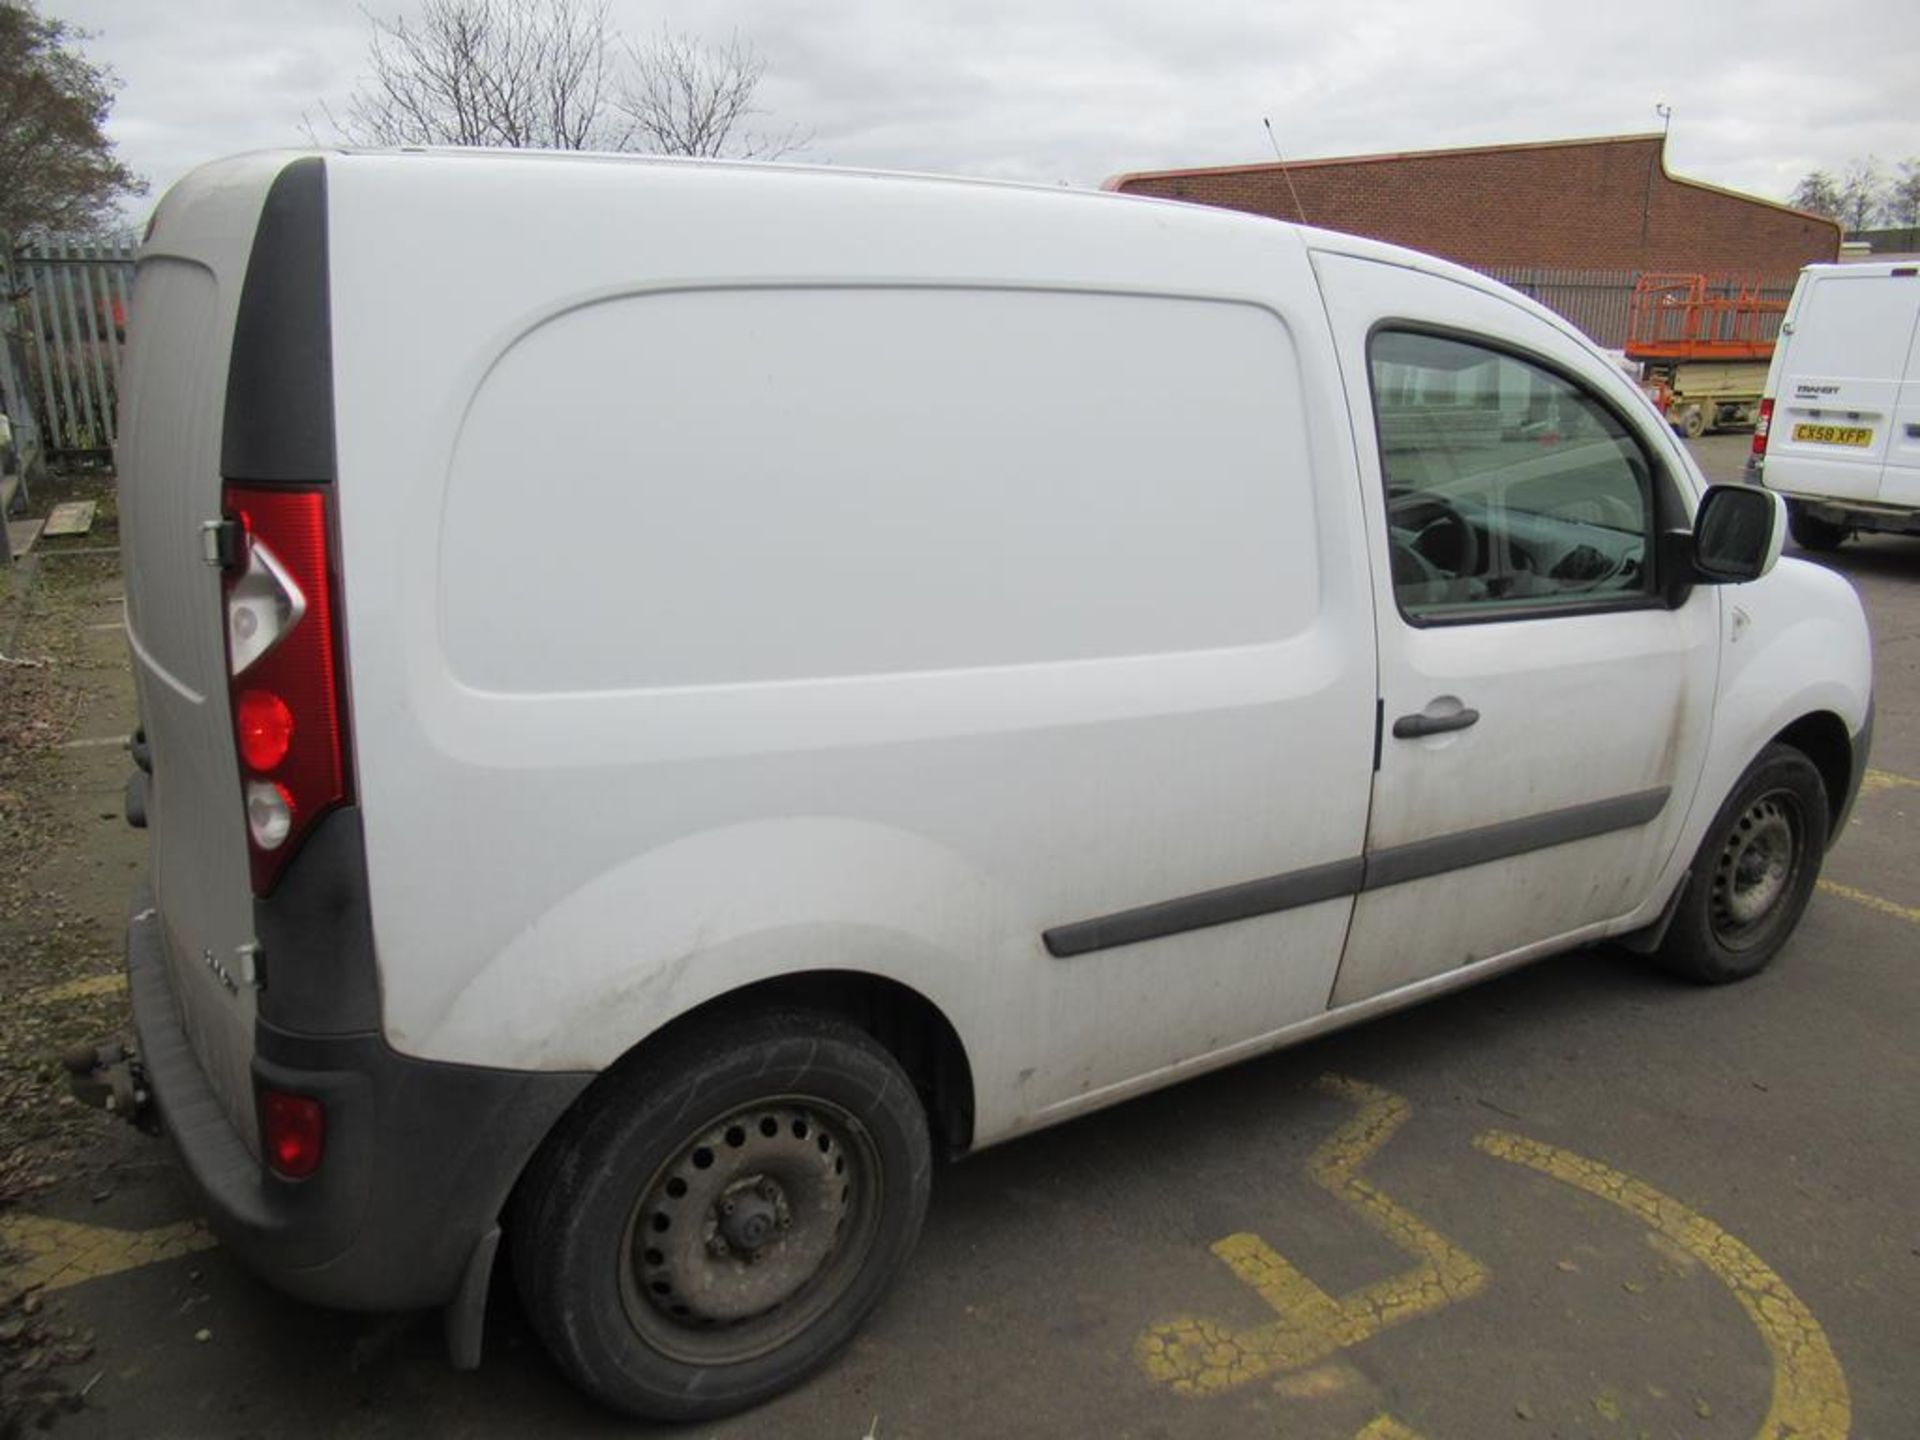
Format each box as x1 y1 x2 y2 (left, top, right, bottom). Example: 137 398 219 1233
1105 134 1839 278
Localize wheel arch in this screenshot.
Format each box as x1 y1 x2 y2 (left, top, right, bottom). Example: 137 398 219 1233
1770 709 1855 835
538 969 977 1162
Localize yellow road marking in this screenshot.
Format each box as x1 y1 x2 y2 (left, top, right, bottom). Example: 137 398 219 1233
1476 1130 1850 1440
1353 1418 1426 1440
25 973 128 1005
1136 1075 1488 1397
0 1214 215 1300
1858 768 1917 796
1273 1360 1361 1399
1818 879 1920 925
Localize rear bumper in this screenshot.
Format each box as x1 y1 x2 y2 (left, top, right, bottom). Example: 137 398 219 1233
1782 494 1920 536
128 887 590 1312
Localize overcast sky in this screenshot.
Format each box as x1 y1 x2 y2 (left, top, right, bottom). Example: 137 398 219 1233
55 0 1920 218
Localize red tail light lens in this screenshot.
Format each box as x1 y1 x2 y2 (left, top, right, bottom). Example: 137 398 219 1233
260 1088 326 1179
220 485 351 894
236 690 294 771
1752 397 1774 457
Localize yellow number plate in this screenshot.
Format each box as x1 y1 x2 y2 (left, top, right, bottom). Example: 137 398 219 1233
1793 423 1873 447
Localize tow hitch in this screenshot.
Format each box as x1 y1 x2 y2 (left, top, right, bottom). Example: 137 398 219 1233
63 1042 160 1136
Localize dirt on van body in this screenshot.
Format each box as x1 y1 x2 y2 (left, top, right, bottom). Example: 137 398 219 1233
0 470 149 1431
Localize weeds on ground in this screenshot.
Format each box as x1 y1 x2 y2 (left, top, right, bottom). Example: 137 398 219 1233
1 473 133 1430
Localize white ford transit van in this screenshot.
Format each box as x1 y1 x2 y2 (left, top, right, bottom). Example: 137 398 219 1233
1750 260 1920 548
105 150 1872 1421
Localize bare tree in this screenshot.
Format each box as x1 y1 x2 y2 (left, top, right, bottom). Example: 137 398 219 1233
615 28 806 160
0 2 145 236
1789 169 1843 220
322 3 804 161
1837 156 1885 234
1885 158 1920 233
325 0 621 150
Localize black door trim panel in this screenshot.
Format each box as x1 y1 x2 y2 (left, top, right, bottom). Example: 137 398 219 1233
1362 786 1669 890
1042 786 1670 958
1043 857 1366 959
223 156 336 485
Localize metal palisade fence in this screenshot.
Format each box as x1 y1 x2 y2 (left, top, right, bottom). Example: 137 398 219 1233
1477 265 1797 351
1 232 137 465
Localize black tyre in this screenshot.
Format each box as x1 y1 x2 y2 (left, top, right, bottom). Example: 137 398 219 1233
1655 744 1829 984
1678 405 1707 439
1786 501 1848 552
512 1010 932 1421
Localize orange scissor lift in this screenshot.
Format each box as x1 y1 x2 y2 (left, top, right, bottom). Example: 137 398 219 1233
1624 274 1787 438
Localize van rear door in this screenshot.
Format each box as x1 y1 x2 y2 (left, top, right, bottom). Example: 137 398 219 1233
1885 270 1920 509
119 153 310 1153
1766 267 1920 503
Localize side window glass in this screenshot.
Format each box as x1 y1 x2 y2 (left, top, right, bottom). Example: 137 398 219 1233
1369 330 1656 620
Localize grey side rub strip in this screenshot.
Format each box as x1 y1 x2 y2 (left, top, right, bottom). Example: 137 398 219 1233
1042 858 1366 960
1361 786 1670 889
1042 787 1670 959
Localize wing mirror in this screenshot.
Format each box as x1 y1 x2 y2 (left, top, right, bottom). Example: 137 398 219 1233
1692 484 1785 582
1663 485 1785 599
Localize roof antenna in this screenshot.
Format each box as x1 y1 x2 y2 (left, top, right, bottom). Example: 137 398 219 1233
1263 116 1311 225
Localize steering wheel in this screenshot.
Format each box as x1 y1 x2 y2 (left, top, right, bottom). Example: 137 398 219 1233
1389 491 1480 579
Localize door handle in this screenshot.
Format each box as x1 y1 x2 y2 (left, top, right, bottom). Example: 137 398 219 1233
1392 707 1480 739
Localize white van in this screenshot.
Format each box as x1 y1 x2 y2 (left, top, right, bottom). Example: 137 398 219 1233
104 150 1872 1421
1750 260 1920 548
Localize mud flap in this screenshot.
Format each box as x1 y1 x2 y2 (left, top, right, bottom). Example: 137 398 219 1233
1614 870 1691 956
444 1225 501 1371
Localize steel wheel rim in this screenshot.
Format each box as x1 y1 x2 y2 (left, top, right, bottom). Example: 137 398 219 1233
1709 790 1803 949
618 1096 883 1365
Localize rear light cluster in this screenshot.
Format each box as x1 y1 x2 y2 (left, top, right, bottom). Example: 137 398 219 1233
219 485 351 894
1751 397 1774 459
